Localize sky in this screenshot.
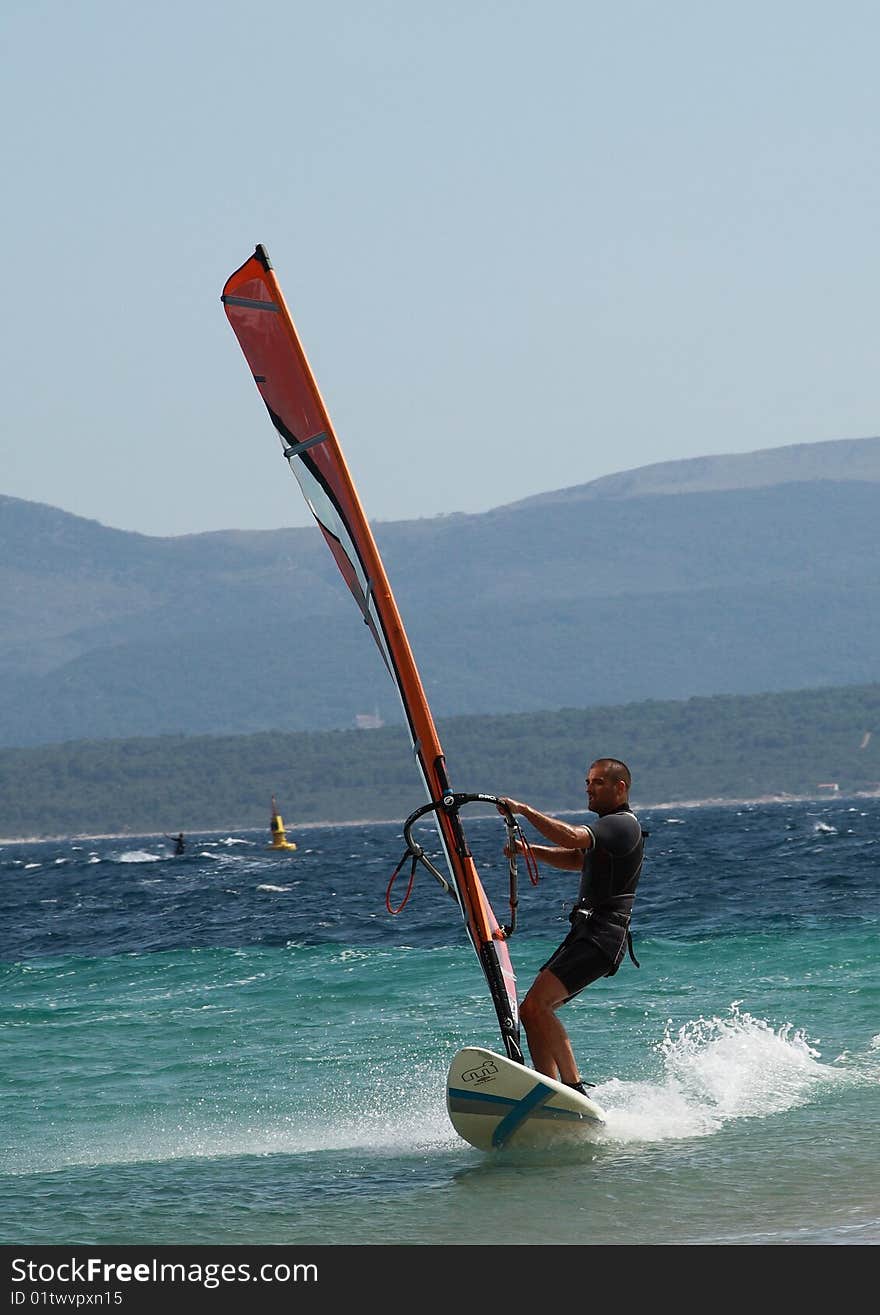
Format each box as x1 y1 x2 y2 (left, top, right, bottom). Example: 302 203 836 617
2 0 878 537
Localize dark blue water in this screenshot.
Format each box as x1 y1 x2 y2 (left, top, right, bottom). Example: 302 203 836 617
3 796 879 1245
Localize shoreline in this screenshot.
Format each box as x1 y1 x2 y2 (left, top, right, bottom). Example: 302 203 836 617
3 789 877 846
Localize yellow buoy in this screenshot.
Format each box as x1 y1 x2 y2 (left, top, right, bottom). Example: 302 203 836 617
269 795 297 851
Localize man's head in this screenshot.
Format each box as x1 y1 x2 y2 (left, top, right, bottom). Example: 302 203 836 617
585 758 631 816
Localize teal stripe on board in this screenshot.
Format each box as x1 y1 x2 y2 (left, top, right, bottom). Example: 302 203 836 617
491 1082 556 1147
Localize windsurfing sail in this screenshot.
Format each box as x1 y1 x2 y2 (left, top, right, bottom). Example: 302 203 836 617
222 245 522 1062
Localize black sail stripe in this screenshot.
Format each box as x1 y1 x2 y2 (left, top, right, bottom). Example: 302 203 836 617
220 294 280 312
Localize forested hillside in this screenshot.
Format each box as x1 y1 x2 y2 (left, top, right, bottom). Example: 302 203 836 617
1 683 877 838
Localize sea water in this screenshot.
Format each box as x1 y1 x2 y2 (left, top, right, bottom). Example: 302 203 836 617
2 797 878 1247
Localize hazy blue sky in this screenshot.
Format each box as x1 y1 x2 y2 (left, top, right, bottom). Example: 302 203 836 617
2 1 878 536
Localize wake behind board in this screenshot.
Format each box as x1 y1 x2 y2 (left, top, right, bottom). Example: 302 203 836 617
446 1047 606 1152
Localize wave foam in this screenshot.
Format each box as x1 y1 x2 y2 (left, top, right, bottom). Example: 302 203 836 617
598 1004 848 1143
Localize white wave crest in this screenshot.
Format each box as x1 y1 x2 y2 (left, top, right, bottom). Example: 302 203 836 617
598 1004 845 1144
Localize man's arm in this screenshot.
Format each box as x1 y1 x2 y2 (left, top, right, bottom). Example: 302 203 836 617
513 841 584 871
498 797 594 851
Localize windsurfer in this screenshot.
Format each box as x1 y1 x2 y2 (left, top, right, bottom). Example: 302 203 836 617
166 832 185 856
498 758 645 1091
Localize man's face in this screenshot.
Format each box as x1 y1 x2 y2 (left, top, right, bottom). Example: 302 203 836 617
585 765 624 816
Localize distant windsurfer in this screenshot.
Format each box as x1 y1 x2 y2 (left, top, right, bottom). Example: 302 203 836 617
166 832 185 856
498 758 645 1092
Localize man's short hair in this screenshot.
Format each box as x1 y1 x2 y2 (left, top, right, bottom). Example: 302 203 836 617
591 757 632 789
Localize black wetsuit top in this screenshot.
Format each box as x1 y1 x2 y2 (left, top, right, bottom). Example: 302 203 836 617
573 805 645 968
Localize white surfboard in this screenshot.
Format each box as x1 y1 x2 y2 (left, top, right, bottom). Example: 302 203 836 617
446 1046 606 1151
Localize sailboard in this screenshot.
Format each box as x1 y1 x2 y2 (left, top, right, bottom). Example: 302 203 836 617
222 244 541 1139
446 1047 605 1150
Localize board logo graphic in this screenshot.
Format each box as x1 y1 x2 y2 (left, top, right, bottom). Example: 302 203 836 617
460 1057 499 1085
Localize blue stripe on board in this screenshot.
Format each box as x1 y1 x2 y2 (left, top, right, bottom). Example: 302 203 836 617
447 1087 516 1111
491 1082 556 1148
447 1086 593 1122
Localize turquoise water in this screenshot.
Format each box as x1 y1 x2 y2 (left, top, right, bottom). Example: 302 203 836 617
2 798 878 1246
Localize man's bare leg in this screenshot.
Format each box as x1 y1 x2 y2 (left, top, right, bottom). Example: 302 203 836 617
519 969 582 1084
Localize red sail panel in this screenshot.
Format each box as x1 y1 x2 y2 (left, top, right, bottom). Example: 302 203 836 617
221 246 520 1058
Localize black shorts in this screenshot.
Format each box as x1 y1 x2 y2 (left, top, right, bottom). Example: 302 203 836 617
540 926 614 999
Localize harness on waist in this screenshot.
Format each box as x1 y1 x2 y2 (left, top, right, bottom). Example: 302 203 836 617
572 901 641 970
625 928 640 968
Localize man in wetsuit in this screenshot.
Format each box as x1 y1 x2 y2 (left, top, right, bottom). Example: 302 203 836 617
499 758 645 1093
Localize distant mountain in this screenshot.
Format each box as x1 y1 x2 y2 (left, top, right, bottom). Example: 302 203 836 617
504 434 880 507
1 435 878 748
